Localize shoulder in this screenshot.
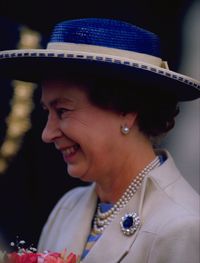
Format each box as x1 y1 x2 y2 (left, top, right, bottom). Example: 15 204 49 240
140 150 200 235
51 183 94 212
140 150 200 263
38 184 96 251
146 214 200 263
148 150 199 216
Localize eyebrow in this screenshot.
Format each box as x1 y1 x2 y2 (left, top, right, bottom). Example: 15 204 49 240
40 98 74 108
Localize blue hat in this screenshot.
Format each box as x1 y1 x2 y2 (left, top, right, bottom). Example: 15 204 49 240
0 18 199 101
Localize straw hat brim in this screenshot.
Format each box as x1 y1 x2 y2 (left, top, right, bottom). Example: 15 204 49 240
0 50 199 101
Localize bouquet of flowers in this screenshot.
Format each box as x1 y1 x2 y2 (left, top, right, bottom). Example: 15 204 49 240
0 239 80 263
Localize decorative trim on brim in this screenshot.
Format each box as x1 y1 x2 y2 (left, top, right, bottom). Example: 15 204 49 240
0 48 199 92
47 42 163 66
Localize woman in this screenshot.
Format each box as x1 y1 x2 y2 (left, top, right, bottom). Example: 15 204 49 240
0 18 199 263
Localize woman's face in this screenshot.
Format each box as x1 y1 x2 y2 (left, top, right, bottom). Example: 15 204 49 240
41 80 126 183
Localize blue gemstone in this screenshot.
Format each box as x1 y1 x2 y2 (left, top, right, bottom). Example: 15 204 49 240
123 216 134 229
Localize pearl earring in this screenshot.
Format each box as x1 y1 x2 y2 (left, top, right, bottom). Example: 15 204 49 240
121 125 130 135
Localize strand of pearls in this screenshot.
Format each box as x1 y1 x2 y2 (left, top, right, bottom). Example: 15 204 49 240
93 156 160 234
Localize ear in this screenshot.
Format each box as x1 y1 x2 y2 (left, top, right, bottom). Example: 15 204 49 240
121 112 138 129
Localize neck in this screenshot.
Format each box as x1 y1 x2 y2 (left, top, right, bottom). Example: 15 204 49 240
95 137 156 203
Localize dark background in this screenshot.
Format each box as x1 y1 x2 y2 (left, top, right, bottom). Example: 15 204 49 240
0 0 194 250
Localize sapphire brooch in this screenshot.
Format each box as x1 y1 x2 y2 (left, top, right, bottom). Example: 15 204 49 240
120 212 140 236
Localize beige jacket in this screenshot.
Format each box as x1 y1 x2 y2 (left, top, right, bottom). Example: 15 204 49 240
38 151 200 262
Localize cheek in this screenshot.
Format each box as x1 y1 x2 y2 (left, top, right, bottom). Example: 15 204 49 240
86 136 118 169
60 114 120 159
83 145 119 182
59 113 94 140
59 117 82 137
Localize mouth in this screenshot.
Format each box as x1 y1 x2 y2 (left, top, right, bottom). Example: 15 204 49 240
61 144 80 161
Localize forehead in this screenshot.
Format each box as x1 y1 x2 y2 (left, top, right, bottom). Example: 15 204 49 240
41 79 89 104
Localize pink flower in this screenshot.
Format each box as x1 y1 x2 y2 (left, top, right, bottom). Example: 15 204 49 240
2 248 79 263
66 253 77 263
8 252 38 263
38 252 63 263
37 251 78 263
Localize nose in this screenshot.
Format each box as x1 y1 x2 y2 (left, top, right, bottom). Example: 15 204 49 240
41 115 62 143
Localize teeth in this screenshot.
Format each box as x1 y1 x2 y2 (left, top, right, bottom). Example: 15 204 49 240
64 145 79 156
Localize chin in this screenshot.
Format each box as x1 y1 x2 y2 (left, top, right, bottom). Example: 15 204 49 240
67 167 91 182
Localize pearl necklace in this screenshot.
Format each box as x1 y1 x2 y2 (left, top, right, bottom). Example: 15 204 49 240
93 156 160 234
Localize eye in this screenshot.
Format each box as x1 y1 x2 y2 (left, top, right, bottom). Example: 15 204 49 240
56 108 70 118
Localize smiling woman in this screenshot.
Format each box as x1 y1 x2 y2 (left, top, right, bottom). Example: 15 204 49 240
41 79 138 184
0 18 199 263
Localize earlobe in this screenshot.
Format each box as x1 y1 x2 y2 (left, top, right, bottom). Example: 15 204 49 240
120 112 138 131
121 124 130 135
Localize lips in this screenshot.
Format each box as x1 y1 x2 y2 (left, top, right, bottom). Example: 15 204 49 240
58 144 80 163
63 144 79 157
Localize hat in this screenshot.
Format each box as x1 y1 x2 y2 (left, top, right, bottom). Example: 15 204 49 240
0 18 199 101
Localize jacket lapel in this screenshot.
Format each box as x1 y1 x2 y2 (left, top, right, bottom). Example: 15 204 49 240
82 151 184 262
58 184 97 257
83 188 142 263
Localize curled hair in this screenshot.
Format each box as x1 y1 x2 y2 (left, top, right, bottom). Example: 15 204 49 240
85 77 179 138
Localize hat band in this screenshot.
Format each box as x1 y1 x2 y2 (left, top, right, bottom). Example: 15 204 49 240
47 42 163 67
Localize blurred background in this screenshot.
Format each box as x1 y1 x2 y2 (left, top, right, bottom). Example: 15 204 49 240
0 0 199 250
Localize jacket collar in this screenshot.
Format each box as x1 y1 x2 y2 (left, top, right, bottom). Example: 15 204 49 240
71 150 180 262
83 188 142 263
